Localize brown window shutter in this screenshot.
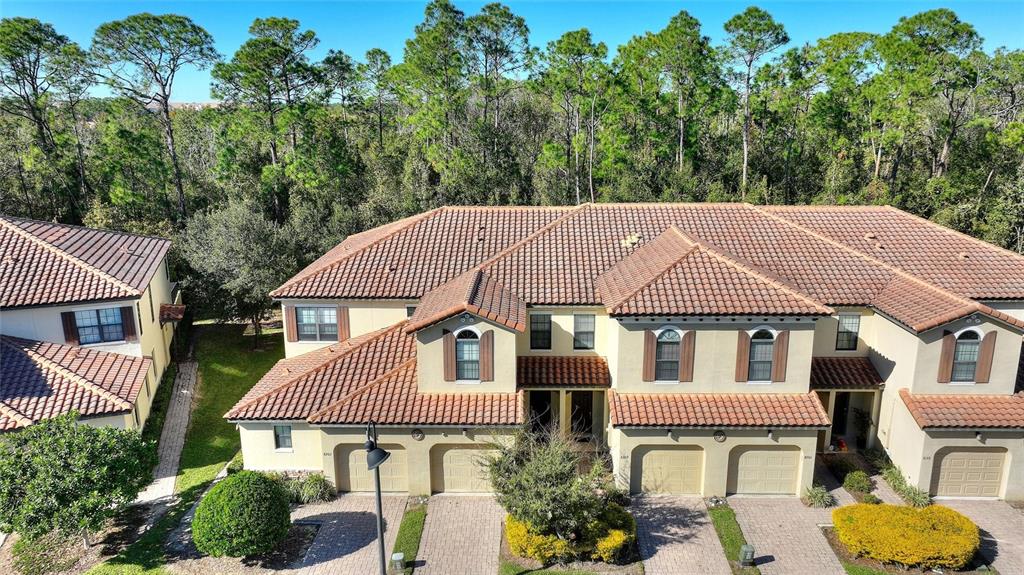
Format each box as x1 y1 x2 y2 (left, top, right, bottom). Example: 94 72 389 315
679 330 695 382
337 305 351 341
480 330 494 381
285 305 298 342
937 330 954 383
976 331 997 383
771 330 790 382
735 331 750 382
61 312 79 345
121 306 137 342
642 330 656 382
443 330 456 382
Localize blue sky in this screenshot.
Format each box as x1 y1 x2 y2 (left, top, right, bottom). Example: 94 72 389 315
5 1 1024 102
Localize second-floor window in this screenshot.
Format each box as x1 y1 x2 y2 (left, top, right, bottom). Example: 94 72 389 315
574 314 595 350
456 330 480 380
531 313 551 350
835 314 860 351
952 331 980 382
655 330 681 380
75 308 124 344
296 307 338 341
748 330 775 381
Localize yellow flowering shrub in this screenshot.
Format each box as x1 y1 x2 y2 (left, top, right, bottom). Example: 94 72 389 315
505 515 571 564
593 529 630 563
833 504 979 570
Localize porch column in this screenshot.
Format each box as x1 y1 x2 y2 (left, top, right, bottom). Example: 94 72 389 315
868 390 882 449
824 390 837 449
559 390 570 436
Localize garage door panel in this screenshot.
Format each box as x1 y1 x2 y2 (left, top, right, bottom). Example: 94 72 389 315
633 447 703 495
728 446 800 495
432 446 494 493
337 445 408 492
933 448 1005 498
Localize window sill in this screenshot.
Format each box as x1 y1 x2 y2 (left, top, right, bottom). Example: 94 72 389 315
746 380 772 385
455 380 481 385
295 339 339 343
949 381 976 386
653 380 679 385
274 448 294 453
529 348 553 352
79 340 129 348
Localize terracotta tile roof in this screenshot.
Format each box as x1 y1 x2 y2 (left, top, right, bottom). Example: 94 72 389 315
159 304 186 324
899 388 1024 429
596 226 831 316
809 357 884 390
0 336 151 430
517 356 611 388
226 321 522 426
405 269 526 332
608 390 831 428
269 204 1024 334
0 216 171 309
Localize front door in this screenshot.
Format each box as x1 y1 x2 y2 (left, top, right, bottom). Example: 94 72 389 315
833 392 851 436
570 391 593 440
529 390 554 431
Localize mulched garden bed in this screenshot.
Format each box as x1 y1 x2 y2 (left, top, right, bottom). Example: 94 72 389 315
498 521 644 575
820 526 997 574
166 522 319 574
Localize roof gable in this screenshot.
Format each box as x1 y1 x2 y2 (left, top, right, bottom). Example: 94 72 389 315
405 269 527 333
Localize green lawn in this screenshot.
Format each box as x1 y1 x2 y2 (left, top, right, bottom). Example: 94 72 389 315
841 561 887 575
707 505 760 575
88 325 284 575
141 364 176 448
392 501 427 574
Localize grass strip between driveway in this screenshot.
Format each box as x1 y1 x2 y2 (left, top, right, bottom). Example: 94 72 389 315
708 505 760 575
88 325 284 574
392 500 427 574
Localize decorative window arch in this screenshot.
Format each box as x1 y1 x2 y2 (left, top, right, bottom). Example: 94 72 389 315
654 326 683 381
454 327 481 380
951 327 983 383
747 328 776 382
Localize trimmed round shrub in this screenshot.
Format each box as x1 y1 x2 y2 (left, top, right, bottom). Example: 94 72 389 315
298 473 334 504
843 470 873 494
505 515 571 564
833 504 979 570
192 471 291 557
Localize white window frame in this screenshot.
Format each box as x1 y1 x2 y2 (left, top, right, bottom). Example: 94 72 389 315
949 326 984 385
453 326 482 384
745 325 777 384
834 313 861 352
273 424 293 452
653 325 685 384
572 313 596 351
73 307 127 346
529 312 553 351
294 306 339 342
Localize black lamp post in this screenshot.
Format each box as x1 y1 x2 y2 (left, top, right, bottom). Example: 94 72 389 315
365 421 391 575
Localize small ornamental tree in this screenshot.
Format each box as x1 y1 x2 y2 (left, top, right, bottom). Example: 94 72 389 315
0 412 156 548
192 470 291 557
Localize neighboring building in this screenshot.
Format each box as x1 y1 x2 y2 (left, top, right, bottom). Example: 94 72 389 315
227 204 1024 499
0 216 183 430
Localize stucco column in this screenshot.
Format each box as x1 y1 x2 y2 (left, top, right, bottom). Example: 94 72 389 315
824 391 837 450
868 390 882 449
560 390 570 436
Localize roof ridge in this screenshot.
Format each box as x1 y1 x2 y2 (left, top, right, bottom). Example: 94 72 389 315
227 322 409 417
272 209 441 296
681 230 832 313
604 227 700 310
752 205 992 327
307 357 417 422
0 218 140 297
3 338 134 410
0 399 33 427
476 204 591 275
0 215 173 244
880 205 1024 261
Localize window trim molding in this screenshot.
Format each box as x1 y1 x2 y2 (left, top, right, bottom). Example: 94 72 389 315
949 326 984 385
572 313 597 351
745 326 777 384
529 312 553 351
834 313 861 352
273 424 294 452
653 325 685 384
73 307 127 346
294 305 340 343
453 326 482 383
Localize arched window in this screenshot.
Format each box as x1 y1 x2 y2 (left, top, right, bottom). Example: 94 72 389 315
455 330 480 380
748 330 775 381
655 330 681 381
952 330 981 382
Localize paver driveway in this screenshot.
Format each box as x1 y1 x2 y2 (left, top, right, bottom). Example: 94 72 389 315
729 461 852 575
940 499 1024 574
416 495 504 575
633 496 731 575
291 494 406 575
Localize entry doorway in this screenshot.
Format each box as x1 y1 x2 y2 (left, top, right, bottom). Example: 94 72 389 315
570 391 594 440
529 390 554 431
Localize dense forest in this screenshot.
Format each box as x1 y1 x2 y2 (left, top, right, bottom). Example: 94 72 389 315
1 2 1022 327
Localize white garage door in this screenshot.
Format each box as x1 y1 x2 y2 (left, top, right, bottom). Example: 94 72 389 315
633 447 703 494
336 444 408 492
728 446 800 495
933 448 1006 498
431 446 494 493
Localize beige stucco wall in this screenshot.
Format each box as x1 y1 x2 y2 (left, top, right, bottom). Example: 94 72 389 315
416 314 518 394
811 308 874 357
913 317 1022 395
0 300 141 356
280 299 413 358
238 422 326 472
516 307 609 357
609 427 819 497
610 318 817 394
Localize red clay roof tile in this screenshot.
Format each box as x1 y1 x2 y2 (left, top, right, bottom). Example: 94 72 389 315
517 356 611 388
899 388 1024 429
405 269 526 332
809 357 884 390
609 390 831 428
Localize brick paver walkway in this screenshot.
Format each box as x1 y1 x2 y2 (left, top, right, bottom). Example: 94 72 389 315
729 460 851 575
940 499 1024 574
137 360 198 504
293 494 407 575
634 496 731 575
416 495 503 575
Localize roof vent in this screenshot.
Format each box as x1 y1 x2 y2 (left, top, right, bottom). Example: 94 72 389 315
958 252 969 260
1 255 15 265
864 232 877 240
620 233 643 248
873 242 884 251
